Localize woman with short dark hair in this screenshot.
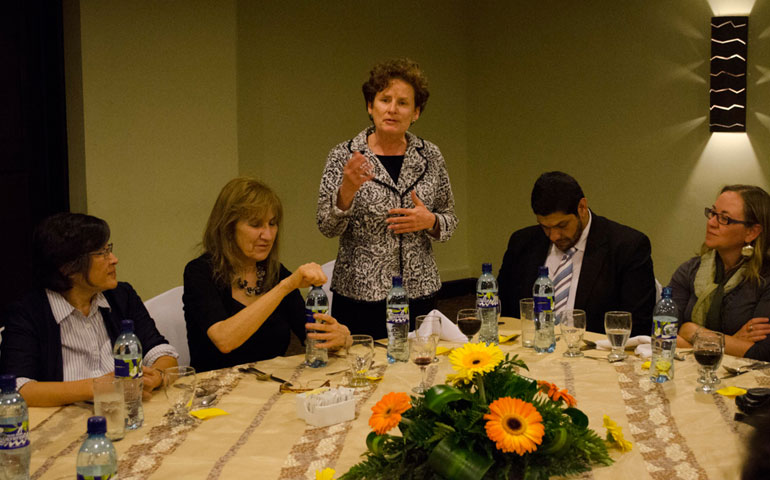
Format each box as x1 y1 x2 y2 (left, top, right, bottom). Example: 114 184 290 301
0 213 178 407
317 58 458 339
671 185 770 360
183 177 350 372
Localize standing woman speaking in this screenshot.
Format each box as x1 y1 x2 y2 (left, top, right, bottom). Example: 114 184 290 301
317 58 458 340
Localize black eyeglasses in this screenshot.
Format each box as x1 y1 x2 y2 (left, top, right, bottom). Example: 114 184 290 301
90 243 114 259
704 208 753 226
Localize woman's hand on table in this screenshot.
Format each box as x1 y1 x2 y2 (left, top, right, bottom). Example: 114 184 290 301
734 317 770 342
337 152 374 211
386 191 437 234
306 313 352 349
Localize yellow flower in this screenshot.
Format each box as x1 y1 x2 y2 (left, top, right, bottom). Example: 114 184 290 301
315 468 336 480
484 397 545 455
603 415 633 452
369 392 411 434
448 342 504 381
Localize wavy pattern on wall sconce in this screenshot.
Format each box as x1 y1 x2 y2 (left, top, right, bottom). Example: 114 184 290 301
710 16 748 132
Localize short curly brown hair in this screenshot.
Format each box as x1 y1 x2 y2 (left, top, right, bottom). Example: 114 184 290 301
362 58 429 115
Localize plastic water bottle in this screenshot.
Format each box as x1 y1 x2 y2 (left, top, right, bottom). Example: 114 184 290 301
476 263 500 345
533 266 556 353
113 319 143 430
651 287 678 383
0 374 30 480
386 276 409 363
76 416 118 480
305 285 329 368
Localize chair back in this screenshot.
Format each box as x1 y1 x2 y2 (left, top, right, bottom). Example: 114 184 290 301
144 286 190 366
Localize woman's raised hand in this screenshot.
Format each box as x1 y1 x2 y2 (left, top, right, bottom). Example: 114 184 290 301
337 152 374 211
289 262 328 290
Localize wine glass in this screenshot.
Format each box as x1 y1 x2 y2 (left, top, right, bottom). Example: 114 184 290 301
410 336 436 394
347 335 374 387
416 314 441 363
559 309 586 358
164 366 197 425
456 308 481 343
604 311 632 362
693 330 724 394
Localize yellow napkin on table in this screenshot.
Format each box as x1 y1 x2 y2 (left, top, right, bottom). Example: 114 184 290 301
499 333 520 344
716 386 747 397
190 408 229 420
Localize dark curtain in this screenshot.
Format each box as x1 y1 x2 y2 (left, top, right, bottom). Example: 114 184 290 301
0 0 69 312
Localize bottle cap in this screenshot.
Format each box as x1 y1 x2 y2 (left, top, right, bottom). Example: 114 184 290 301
120 319 135 332
87 416 107 435
482 263 492 273
538 266 549 276
661 286 673 298
392 276 403 287
0 374 17 393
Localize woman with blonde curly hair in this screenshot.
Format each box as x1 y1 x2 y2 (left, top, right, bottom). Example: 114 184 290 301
671 185 770 360
184 177 350 372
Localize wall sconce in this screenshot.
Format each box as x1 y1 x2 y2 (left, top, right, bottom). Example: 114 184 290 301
710 16 748 132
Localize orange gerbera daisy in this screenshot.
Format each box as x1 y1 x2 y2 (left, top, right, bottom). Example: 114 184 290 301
369 392 411 434
484 397 545 455
537 380 577 407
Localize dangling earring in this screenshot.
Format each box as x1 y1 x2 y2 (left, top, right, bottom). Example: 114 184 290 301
741 243 755 258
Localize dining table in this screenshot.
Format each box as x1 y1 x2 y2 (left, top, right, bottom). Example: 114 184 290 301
26 317 765 480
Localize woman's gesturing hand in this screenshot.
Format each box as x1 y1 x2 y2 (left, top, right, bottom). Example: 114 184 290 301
386 190 436 234
337 152 374 211
306 313 351 349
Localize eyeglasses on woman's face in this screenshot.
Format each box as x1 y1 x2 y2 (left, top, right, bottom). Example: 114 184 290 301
90 243 114 259
704 208 753 227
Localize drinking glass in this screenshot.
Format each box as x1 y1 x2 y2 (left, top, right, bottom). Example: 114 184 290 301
559 309 586 357
604 311 632 362
456 308 481 343
410 336 436 394
164 366 197 425
347 335 374 387
93 376 125 441
416 314 441 363
519 298 535 348
693 330 724 394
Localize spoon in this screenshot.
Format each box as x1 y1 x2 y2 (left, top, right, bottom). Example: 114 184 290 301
723 363 770 377
238 367 288 384
195 393 218 407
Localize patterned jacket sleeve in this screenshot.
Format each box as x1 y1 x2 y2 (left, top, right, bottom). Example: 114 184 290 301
428 145 457 243
317 143 354 238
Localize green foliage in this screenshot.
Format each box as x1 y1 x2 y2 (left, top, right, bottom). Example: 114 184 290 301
340 354 613 480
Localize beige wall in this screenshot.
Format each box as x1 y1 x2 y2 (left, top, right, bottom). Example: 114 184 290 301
66 0 770 300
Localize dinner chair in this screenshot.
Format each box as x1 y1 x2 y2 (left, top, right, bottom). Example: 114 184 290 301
144 286 190 366
321 260 335 312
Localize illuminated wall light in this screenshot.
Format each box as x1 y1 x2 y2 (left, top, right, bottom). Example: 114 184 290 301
710 16 748 132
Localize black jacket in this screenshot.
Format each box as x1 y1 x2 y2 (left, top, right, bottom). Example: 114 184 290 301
498 213 656 337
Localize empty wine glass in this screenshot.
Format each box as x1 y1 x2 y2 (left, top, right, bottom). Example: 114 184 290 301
456 308 481 343
347 334 374 387
164 366 197 425
410 336 436 394
604 311 632 362
416 314 441 363
693 330 724 394
559 309 586 358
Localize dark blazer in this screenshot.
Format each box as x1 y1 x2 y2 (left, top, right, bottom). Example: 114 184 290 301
498 213 656 337
0 282 170 382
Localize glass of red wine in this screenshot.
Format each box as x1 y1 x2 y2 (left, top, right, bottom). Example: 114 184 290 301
693 330 724 394
410 336 436 394
456 308 481 343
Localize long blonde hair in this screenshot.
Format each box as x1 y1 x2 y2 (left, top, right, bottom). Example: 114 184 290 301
702 184 770 285
202 177 283 289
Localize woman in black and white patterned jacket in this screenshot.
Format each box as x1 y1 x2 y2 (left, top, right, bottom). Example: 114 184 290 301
316 58 458 340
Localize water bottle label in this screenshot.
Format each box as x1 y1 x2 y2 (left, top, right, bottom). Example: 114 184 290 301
476 291 499 308
77 474 116 480
0 419 30 449
533 296 553 314
115 357 143 378
305 307 328 324
387 306 409 324
653 317 677 339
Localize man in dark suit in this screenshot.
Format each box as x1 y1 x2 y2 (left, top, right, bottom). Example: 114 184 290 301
498 172 655 337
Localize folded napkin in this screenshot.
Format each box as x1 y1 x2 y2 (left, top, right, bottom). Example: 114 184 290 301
596 335 652 358
190 407 229 420
408 309 468 343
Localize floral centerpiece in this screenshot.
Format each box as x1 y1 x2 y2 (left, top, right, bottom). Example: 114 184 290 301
340 343 616 480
